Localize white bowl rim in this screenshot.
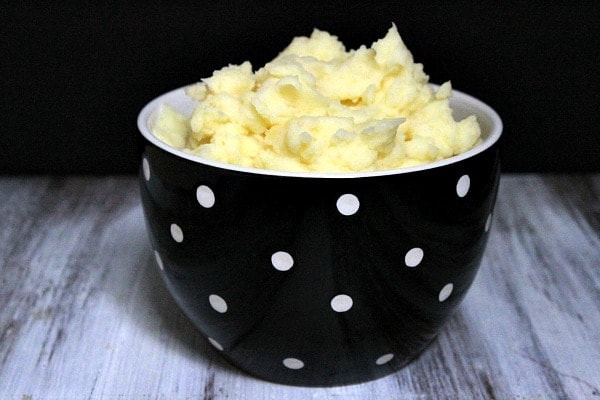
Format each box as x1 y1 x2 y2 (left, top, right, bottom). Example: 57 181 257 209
137 84 503 179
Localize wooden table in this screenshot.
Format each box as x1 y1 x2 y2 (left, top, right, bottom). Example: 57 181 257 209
1 174 599 399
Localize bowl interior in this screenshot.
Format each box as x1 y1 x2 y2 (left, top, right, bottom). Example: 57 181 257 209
138 84 502 178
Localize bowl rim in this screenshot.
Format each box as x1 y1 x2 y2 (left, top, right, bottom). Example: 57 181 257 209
137 84 503 179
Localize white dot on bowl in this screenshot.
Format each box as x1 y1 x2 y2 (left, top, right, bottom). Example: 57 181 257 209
485 213 493 232
154 250 164 271
142 158 150 181
208 337 224 351
209 294 228 313
283 358 304 370
336 194 360 216
196 185 215 208
271 251 294 271
404 247 424 267
331 294 353 312
170 223 184 243
438 283 454 302
376 353 394 365
456 175 470 198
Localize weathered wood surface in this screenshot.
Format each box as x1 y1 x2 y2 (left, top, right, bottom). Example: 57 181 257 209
0 174 598 399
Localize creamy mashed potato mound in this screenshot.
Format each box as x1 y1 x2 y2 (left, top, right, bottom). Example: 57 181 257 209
152 25 481 172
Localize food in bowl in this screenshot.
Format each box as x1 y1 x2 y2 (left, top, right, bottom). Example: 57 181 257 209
137 26 502 387
151 25 481 172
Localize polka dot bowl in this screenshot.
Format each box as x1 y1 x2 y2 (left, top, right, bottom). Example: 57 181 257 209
137 86 502 386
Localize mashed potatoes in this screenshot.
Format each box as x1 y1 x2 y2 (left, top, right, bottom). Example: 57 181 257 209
152 24 481 172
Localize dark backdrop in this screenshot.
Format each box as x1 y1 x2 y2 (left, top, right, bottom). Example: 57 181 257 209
1 1 598 174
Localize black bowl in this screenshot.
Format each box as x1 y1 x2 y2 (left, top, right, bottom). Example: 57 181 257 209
137 86 502 386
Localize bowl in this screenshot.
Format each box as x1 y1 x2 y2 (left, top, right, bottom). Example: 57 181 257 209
137 86 502 386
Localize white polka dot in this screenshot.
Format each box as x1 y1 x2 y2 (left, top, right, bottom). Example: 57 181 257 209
283 358 304 369
208 337 223 351
405 247 424 267
196 185 215 208
330 294 353 312
376 353 394 365
154 250 164 271
271 251 294 271
438 283 454 302
170 223 184 243
456 175 470 197
142 158 150 181
485 213 493 232
209 294 228 313
336 194 360 216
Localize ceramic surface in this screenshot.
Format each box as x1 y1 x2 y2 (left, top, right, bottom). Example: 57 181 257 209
138 87 502 386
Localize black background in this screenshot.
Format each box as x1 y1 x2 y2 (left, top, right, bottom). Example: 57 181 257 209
1 1 598 174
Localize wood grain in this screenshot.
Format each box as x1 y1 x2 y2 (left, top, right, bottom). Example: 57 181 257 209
0 175 598 399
